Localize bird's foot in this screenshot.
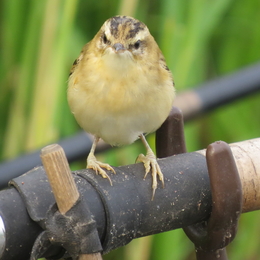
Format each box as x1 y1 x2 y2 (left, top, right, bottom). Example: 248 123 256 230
87 154 116 186
136 150 164 200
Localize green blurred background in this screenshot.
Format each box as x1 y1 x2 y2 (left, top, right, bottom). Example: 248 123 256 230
0 0 260 259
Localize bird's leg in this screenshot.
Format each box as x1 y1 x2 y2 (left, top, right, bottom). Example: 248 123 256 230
87 136 116 185
136 134 164 200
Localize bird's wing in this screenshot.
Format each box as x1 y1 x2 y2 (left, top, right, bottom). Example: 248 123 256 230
159 52 170 72
158 52 175 87
69 43 90 77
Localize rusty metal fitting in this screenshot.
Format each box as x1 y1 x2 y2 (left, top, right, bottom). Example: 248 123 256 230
156 108 243 260
156 106 187 158
184 141 242 259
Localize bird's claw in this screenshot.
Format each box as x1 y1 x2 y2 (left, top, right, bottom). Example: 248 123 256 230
136 152 164 200
87 155 115 186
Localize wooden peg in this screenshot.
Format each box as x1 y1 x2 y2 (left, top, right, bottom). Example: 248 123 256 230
41 144 103 260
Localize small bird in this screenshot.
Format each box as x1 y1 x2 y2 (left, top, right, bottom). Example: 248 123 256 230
68 15 175 199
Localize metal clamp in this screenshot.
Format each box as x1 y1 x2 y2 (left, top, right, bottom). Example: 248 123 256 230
156 106 187 158
184 141 242 259
156 107 243 260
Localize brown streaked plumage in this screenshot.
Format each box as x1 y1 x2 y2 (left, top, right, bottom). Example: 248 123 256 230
67 15 175 200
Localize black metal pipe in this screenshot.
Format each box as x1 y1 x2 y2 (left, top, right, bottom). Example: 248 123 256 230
0 151 211 260
0 188 42 260
0 132 100 190
173 62 260 120
195 62 260 111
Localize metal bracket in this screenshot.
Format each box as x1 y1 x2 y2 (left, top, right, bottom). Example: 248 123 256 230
155 107 243 260
156 106 187 158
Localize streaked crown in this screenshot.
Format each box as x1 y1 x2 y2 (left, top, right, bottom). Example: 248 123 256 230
95 16 152 56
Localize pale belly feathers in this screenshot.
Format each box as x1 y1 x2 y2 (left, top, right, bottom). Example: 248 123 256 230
68 55 174 146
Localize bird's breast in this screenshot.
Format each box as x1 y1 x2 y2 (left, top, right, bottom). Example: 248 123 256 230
68 57 174 145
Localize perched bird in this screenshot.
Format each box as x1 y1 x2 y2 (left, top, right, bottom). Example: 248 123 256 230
68 15 175 199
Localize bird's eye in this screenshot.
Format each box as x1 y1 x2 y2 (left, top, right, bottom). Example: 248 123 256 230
103 34 108 44
134 40 141 49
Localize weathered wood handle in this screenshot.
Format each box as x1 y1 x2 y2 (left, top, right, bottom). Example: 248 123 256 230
41 144 103 260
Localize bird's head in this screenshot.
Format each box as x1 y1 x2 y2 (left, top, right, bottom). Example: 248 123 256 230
93 15 155 67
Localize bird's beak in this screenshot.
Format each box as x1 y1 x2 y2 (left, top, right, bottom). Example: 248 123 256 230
113 43 125 53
